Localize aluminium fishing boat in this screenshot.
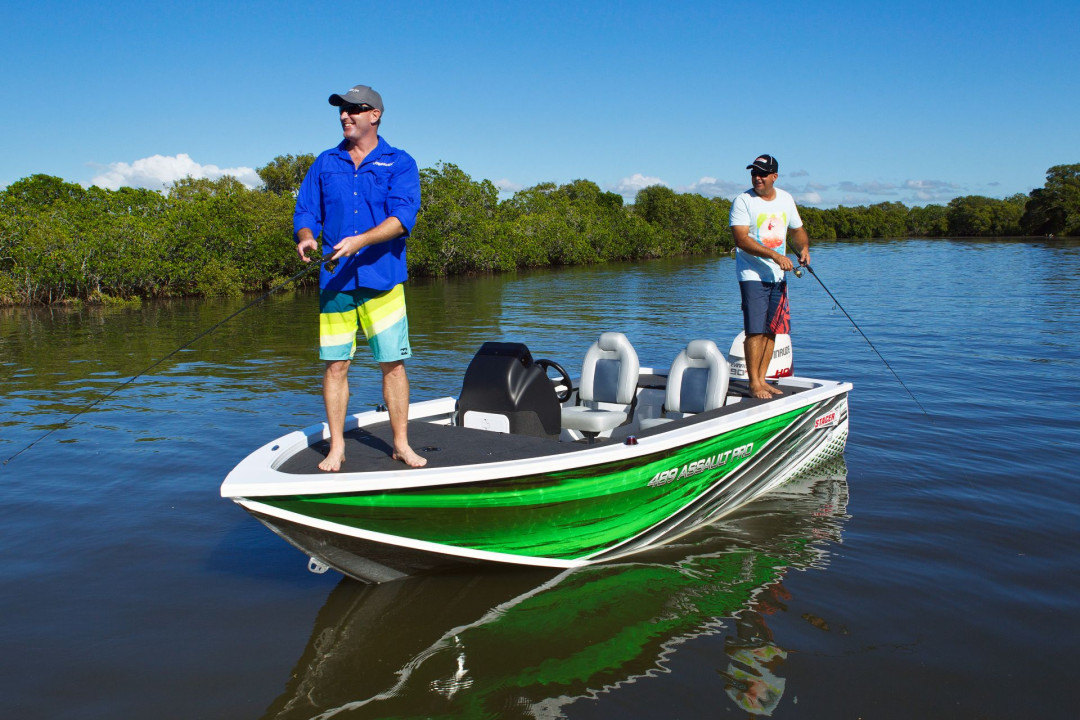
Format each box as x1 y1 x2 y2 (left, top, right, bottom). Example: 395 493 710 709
221 332 851 584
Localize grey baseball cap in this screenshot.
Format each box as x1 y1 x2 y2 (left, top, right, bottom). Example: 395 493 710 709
328 85 383 112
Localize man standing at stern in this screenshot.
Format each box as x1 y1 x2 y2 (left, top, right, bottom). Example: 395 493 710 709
729 154 810 399
294 84 426 471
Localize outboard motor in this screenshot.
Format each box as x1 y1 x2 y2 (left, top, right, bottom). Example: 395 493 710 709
728 332 793 379
455 342 561 439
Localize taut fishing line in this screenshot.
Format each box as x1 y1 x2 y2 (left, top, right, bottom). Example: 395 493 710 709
797 263 933 421
3 254 335 466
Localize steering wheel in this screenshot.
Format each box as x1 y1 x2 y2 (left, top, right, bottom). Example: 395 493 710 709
535 358 573 403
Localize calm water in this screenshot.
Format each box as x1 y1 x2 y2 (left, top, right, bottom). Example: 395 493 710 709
1 239 1078 718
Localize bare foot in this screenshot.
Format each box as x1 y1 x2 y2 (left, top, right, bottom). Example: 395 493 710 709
393 445 428 468
749 384 774 399
318 447 346 472
766 383 784 395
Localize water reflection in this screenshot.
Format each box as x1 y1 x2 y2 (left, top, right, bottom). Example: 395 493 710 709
260 459 848 719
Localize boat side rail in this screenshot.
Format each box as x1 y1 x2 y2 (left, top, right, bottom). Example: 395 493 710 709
630 376 847 440
563 367 842 444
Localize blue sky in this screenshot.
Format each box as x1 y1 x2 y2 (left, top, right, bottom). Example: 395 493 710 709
1 0 1076 207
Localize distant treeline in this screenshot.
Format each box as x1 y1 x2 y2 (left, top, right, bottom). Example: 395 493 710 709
1 158 1077 305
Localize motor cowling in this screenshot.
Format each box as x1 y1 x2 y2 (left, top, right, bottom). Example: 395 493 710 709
727 332 793 379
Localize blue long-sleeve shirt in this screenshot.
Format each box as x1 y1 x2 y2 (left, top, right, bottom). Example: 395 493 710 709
293 136 420 292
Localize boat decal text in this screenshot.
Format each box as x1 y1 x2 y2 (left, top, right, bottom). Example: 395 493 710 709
814 411 838 429
648 443 754 487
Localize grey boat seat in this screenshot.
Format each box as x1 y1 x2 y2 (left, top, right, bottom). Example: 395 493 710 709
640 339 729 430
561 332 640 436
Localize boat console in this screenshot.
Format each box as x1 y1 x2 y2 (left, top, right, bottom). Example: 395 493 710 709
455 342 563 440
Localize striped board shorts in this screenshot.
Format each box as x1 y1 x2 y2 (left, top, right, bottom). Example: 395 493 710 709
319 284 412 363
739 280 790 336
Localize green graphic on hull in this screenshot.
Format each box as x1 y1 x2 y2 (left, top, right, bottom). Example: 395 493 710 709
261 407 812 560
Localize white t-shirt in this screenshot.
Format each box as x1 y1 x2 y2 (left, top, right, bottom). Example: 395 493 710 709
729 188 803 282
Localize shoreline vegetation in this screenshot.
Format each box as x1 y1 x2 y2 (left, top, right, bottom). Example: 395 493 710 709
1 158 1076 306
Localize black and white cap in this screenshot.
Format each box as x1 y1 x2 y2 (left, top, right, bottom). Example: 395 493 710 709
746 154 778 174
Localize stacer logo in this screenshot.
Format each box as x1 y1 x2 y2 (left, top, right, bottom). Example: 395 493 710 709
814 411 837 429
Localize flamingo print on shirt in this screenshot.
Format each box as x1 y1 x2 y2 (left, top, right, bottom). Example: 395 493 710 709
755 212 788 249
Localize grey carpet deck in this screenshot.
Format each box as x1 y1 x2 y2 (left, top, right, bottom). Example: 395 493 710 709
278 421 580 475
277 380 799 476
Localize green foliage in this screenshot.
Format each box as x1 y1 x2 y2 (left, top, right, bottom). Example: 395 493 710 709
799 206 836 240
501 182 589 266
408 172 695 277
820 202 909 239
500 180 633 267
2 160 1076 305
257 154 316 196
1021 164 1080 236
632 185 733 257
809 195 1026 240
0 174 299 305
410 163 506 274
907 204 949 237
946 195 1023 236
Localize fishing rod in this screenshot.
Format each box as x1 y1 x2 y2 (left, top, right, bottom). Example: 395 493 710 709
794 260 934 421
3 253 336 466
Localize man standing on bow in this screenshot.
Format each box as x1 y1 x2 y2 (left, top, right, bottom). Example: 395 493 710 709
294 84 426 471
729 154 811 399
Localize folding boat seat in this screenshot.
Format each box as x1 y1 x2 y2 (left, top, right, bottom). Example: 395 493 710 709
561 332 640 438
640 339 729 430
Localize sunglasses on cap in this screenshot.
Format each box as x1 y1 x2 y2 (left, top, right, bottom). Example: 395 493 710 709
338 104 375 115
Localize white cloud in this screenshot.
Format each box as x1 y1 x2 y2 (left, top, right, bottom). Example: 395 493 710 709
679 176 744 198
601 172 975 208
90 153 261 191
901 179 965 204
904 179 960 191
612 172 666 199
837 180 900 196
904 180 962 194
492 178 522 195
